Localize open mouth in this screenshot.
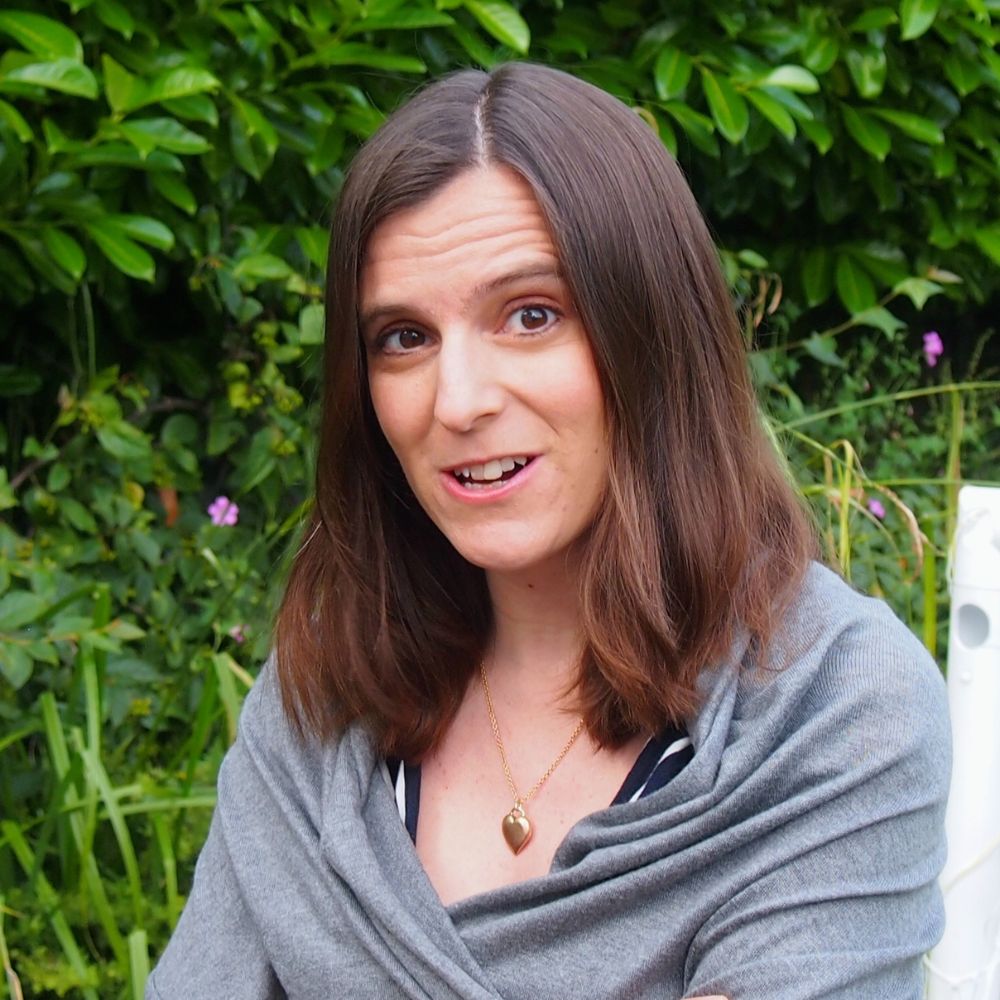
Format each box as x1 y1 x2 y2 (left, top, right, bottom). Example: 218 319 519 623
450 456 534 490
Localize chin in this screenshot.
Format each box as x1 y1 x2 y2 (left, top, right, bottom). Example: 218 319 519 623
448 537 568 577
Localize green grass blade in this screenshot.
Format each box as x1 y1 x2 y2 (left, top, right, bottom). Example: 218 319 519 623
38 695 127 963
0 894 25 1000
1 822 98 1000
71 731 144 925
922 544 938 659
128 929 149 1000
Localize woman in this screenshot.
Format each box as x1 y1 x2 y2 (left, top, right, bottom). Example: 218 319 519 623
148 63 949 999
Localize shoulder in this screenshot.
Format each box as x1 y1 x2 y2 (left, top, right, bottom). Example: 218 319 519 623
734 561 950 801
216 656 335 821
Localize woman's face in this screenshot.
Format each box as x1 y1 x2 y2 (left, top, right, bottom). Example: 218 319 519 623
359 165 609 578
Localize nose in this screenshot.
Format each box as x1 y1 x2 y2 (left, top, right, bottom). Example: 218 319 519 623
432 330 504 433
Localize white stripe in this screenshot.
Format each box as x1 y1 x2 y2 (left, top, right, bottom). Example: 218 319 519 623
627 736 693 803
394 762 407 823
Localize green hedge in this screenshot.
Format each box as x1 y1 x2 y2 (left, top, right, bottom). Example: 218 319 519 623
0 1 998 995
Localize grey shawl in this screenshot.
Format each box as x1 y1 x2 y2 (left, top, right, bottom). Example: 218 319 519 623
148 563 950 999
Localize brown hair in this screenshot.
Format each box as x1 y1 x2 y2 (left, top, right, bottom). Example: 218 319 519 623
274 62 816 757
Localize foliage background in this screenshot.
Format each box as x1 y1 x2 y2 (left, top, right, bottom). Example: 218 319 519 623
0 0 998 995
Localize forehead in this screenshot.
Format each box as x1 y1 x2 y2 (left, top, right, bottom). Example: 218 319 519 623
359 166 561 305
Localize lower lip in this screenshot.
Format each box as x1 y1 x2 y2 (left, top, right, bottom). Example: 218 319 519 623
440 459 539 504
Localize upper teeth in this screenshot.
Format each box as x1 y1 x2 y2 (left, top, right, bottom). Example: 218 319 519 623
458 456 529 482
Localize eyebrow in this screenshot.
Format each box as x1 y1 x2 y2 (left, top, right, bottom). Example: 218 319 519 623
359 265 565 332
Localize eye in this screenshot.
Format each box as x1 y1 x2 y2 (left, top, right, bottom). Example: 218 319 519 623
377 327 426 353
508 305 559 335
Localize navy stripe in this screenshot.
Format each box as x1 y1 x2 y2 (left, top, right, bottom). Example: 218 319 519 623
611 726 690 805
389 726 692 842
402 760 420 842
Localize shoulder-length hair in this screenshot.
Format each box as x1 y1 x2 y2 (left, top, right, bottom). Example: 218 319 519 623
274 62 816 757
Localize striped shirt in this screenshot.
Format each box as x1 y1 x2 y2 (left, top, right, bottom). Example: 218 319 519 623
385 726 693 843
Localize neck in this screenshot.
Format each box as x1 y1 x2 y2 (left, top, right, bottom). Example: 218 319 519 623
484 551 586 712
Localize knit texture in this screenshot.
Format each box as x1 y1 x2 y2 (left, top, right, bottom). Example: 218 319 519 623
147 562 950 999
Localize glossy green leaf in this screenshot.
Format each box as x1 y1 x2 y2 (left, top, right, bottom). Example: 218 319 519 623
289 42 427 73
108 215 175 251
10 232 76 295
802 35 838 74
463 0 530 54
942 51 983 96
845 48 887 99
151 172 197 215
900 0 941 40
893 278 944 309
759 65 819 93
851 306 907 337
299 303 325 345
296 227 330 270
757 85 814 121
0 11 83 60
654 46 692 100
801 119 833 153
96 419 153 461
141 67 222 109
41 227 86 281
0 644 32 688
347 9 455 33
84 220 155 282
102 55 140 115
972 225 1000 266
161 94 219 126
700 69 749 144
0 591 48 631
0 98 32 141
233 254 292 282
747 89 796 141
803 333 846 368
664 102 719 157
107 65 221 115
869 108 944 145
231 97 278 157
117 117 211 156
95 0 134 39
848 8 898 32
932 144 957 179
1 59 98 99
841 105 890 160
801 247 833 306
447 22 497 68
835 253 878 313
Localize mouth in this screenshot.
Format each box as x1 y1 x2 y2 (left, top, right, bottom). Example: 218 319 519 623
447 455 535 491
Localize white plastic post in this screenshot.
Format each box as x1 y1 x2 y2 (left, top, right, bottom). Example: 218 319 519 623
927 485 1000 1000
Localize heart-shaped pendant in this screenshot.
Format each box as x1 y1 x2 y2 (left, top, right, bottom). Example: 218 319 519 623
502 804 532 854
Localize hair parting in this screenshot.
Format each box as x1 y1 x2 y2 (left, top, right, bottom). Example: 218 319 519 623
274 63 817 758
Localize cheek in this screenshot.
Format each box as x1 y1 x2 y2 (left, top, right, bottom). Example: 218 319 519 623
368 378 408 455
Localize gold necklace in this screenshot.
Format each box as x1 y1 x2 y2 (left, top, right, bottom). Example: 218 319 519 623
480 662 587 855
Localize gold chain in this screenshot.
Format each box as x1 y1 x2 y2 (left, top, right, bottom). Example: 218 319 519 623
480 661 586 806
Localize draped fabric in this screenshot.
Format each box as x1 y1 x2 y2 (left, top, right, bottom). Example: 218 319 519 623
148 563 950 1000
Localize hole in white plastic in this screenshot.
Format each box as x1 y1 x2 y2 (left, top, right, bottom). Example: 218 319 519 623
956 604 990 649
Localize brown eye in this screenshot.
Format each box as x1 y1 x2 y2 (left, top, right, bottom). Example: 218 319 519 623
520 307 549 330
381 328 426 352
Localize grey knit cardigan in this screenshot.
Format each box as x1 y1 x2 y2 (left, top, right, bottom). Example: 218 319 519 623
148 562 950 999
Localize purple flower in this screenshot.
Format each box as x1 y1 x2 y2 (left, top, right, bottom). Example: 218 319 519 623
868 499 886 520
228 624 247 644
923 331 944 367
207 495 239 526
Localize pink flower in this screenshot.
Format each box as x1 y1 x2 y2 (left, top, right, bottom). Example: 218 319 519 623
923 331 943 367
207 495 239 526
868 499 886 520
228 624 247 644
